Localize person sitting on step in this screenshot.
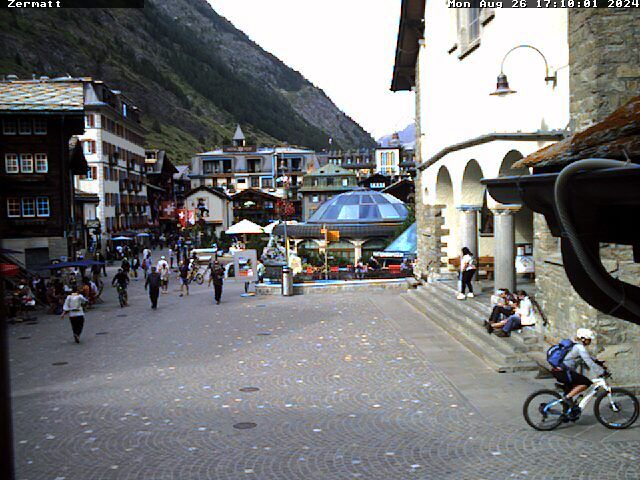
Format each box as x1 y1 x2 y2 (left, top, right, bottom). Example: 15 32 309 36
487 290 535 336
485 288 517 328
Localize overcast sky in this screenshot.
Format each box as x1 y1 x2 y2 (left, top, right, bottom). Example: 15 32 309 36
208 0 415 140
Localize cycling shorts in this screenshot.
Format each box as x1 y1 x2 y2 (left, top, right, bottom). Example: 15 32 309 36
551 368 592 392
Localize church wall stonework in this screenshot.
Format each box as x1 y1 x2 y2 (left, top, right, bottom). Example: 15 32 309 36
535 9 640 388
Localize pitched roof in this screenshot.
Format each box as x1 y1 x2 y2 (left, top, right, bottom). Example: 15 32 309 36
515 95 640 169
0 80 84 111
307 163 355 177
185 185 231 200
174 165 190 180
233 124 245 141
231 188 280 202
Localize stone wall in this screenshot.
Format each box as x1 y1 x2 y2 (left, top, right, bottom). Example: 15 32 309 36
569 9 640 132
534 10 640 387
414 198 446 281
533 214 640 387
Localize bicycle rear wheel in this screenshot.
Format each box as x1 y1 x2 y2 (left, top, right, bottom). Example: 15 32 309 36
594 388 639 429
523 389 566 431
195 273 204 285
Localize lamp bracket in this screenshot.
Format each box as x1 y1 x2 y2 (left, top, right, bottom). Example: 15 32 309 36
500 44 556 87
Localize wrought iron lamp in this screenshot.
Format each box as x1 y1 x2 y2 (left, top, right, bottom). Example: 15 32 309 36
490 44 557 96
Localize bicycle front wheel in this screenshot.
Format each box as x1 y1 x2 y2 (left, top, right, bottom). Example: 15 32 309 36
523 389 566 431
594 388 639 429
195 273 204 285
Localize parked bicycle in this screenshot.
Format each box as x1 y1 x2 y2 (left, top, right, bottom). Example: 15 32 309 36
523 368 639 431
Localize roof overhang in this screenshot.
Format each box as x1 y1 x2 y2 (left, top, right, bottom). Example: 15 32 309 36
391 0 425 92
483 164 640 325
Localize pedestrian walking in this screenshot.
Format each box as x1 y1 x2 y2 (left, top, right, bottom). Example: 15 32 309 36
256 259 265 283
95 251 107 277
179 259 190 297
132 255 140 280
60 286 88 344
210 259 225 304
141 256 148 280
145 266 161 309
159 262 170 294
168 247 175 269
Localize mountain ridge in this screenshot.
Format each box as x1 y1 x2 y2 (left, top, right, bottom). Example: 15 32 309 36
0 0 376 162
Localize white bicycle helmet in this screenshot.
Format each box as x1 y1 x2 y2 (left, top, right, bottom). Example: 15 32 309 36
576 328 595 340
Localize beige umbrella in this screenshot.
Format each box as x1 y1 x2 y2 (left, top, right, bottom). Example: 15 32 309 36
226 219 264 235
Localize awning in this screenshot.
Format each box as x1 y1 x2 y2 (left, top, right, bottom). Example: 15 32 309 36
384 222 417 256
273 223 401 239
225 219 264 235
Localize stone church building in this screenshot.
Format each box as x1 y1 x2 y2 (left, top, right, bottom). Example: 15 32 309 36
392 4 640 387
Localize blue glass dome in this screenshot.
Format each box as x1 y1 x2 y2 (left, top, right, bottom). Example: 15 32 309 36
308 190 408 224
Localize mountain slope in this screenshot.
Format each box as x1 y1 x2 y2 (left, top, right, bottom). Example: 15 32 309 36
0 0 375 162
377 123 415 148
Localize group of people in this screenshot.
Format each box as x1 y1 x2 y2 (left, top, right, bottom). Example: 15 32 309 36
484 288 535 337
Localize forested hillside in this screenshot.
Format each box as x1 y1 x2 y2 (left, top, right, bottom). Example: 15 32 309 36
0 0 375 162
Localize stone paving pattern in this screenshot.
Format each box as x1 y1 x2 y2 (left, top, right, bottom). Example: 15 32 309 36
8 266 640 479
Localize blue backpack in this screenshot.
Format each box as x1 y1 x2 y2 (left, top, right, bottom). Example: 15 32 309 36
547 339 575 370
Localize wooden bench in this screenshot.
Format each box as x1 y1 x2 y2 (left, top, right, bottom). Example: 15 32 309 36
447 256 494 280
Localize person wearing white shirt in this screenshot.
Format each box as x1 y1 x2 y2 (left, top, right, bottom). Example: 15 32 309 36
490 290 536 337
61 287 88 343
157 256 169 271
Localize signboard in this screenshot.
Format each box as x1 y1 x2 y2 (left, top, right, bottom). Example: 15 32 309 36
86 219 101 229
516 255 535 274
222 145 258 153
160 201 177 220
177 209 187 227
321 228 340 242
232 249 258 282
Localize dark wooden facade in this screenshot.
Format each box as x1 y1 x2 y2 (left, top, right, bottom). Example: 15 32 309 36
231 188 280 226
0 113 86 242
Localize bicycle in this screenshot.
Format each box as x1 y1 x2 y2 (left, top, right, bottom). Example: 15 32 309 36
116 284 128 308
188 265 205 285
523 368 639 431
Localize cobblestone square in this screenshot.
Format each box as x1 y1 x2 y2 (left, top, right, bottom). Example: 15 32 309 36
8 271 640 479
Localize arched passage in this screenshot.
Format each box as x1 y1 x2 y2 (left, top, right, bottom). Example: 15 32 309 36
460 159 485 207
435 166 458 267
459 159 485 261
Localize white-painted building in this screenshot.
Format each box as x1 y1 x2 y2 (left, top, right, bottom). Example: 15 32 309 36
375 147 401 176
184 186 233 238
74 79 148 244
392 2 569 289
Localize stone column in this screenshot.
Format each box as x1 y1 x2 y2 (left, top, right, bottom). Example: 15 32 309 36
491 205 521 292
457 206 480 257
352 240 365 265
458 205 481 289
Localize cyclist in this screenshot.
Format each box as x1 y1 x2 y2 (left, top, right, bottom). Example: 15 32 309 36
552 328 605 411
111 268 130 306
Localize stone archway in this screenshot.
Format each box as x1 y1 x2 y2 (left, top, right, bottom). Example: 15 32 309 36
459 159 485 261
435 166 458 268
460 159 485 207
